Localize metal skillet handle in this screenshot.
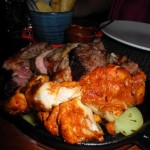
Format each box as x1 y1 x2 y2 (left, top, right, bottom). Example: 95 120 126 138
135 122 150 150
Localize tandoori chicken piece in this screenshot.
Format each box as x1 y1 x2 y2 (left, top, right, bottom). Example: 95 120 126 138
5 74 81 114
5 88 29 115
24 74 50 110
25 78 81 111
80 64 146 122
32 81 81 111
57 98 104 144
5 74 50 115
38 98 104 144
37 106 60 136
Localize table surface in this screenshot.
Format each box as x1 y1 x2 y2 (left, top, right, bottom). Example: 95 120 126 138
0 113 55 150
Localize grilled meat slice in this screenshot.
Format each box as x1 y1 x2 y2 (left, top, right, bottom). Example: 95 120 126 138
69 41 141 81
69 42 108 81
12 65 33 87
44 43 78 79
53 55 72 82
3 42 51 71
31 49 54 74
2 41 139 90
3 42 52 87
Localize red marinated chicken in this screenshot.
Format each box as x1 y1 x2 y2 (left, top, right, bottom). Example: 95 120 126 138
4 64 146 142
38 98 104 144
25 75 81 112
80 64 146 122
5 88 29 115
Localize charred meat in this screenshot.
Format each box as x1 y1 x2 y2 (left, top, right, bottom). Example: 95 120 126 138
69 42 108 80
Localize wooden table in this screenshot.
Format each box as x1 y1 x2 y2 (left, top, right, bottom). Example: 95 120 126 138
0 99 54 150
0 115 55 150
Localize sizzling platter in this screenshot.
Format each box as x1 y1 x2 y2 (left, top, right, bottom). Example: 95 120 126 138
1 36 150 149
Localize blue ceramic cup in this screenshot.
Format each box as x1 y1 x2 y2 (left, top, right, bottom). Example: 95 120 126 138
29 10 73 44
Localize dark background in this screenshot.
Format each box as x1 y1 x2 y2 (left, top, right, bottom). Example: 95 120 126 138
0 0 108 64
0 0 34 65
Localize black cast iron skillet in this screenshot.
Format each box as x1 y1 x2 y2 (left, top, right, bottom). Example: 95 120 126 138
1 35 150 150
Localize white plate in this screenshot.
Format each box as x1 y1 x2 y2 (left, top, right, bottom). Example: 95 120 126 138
100 20 150 51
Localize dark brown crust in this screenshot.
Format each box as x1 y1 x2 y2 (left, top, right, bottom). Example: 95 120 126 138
69 42 108 80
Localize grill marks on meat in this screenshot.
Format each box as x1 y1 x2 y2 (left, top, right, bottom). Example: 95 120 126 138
69 42 108 81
